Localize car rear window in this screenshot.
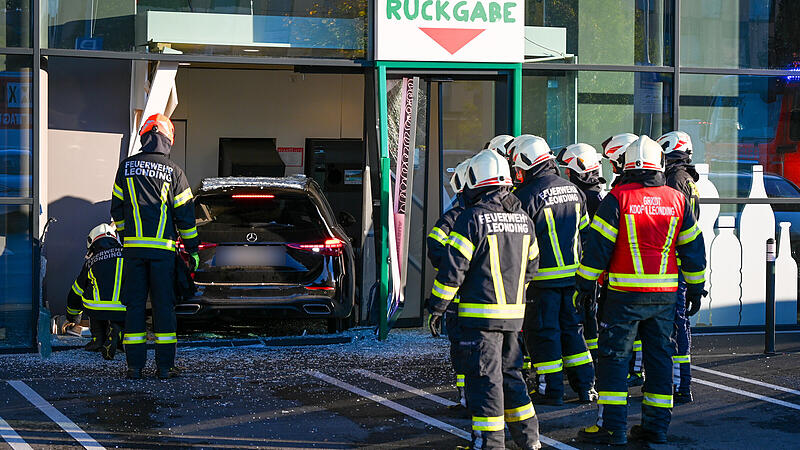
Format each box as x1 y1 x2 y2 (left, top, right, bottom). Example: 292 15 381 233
195 192 329 241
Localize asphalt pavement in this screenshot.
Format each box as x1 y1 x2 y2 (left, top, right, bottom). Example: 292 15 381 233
0 328 799 449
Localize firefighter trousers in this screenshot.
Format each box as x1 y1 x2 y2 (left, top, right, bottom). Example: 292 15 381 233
673 276 691 393
459 327 539 450
525 286 594 398
595 291 675 435
122 256 178 370
445 309 466 395
583 283 599 361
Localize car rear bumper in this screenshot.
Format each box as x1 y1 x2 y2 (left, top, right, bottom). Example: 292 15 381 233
176 287 352 319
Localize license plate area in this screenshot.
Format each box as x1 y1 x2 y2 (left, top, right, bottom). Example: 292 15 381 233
214 246 286 267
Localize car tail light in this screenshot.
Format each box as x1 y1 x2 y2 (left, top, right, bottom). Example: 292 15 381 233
232 194 275 199
198 242 218 251
306 286 335 291
287 238 344 256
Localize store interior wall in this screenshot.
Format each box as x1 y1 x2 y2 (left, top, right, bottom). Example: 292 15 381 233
45 57 131 313
170 68 364 189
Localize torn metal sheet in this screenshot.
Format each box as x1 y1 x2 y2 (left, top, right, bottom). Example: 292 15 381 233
200 175 309 192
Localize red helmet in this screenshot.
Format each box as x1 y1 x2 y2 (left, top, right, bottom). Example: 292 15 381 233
139 113 175 145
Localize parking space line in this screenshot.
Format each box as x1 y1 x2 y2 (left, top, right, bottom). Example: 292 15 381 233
7 381 105 450
0 416 33 450
353 369 458 407
310 371 470 440
692 365 800 396
693 378 800 411
349 369 578 450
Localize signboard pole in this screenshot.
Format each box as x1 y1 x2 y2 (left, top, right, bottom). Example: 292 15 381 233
378 66 390 340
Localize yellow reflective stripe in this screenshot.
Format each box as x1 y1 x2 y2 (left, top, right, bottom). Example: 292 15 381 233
625 214 644 274
659 217 679 274
505 402 535 422
577 264 603 281
590 215 618 242
563 351 592 367
457 302 525 319
428 227 448 246
88 269 100 302
448 232 475 261
533 358 563 374
112 183 124 200
544 208 564 267
585 338 598 350
82 299 126 311
456 374 465 387
112 259 124 303
516 235 530 304
529 237 539 260
598 391 628 405
672 355 691 364
174 187 193 208
156 182 170 240
123 237 177 251
608 273 678 288
126 178 143 237
573 204 582 262
71 281 84 296
66 306 82 315
487 235 506 305
432 280 458 301
123 332 146 344
155 332 177 344
682 269 706 284
579 212 591 230
472 416 504 432
533 264 579 280
677 223 701 246
633 340 643 351
642 392 673 408
114 220 125 232
179 227 198 240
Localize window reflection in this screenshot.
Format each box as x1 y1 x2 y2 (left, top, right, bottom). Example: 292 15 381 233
0 204 32 349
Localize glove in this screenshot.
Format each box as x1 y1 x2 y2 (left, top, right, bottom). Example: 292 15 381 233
685 290 707 317
573 290 592 310
428 311 443 338
189 252 200 271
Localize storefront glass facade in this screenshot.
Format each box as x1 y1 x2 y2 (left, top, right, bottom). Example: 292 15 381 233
4 0 800 350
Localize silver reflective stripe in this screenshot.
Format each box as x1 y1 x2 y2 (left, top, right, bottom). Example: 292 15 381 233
505 404 535 420
564 353 592 366
82 300 125 310
458 306 524 316
643 394 673 407
534 265 578 278
609 275 678 284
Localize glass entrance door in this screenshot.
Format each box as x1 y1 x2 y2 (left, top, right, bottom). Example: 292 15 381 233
384 73 511 326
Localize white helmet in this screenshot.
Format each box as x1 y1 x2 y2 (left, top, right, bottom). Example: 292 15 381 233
657 131 693 156
601 133 638 172
87 223 118 249
450 159 471 193
557 143 603 175
623 135 665 172
466 149 513 189
486 134 514 158
505 134 542 162
511 136 554 172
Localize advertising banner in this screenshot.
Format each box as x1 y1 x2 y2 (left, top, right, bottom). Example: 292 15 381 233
387 77 419 324
376 0 524 62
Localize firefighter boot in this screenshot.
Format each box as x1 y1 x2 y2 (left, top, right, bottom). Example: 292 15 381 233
577 425 627 446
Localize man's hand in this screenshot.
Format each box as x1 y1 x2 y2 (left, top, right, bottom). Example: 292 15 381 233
573 290 592 310
428 311 443 338
685 290 707 317
189 252 200 271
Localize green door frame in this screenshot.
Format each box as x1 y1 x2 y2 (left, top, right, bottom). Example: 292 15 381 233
376 61 523 339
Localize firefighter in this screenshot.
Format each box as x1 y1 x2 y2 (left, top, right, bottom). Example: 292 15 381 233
486 134 514 157
576 136 706 445
601 133 645 388
427 149 541 450
513 138 597 405
111 113 200 380
657 131 701 404
556 143 606 361
427 158 471 409
65 224 126 360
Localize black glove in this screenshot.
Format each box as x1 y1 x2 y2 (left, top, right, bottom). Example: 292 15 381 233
685 290 707 317
573 290 593 310
428 311 443 338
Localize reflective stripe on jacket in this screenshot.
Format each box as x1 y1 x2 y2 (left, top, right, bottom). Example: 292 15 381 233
66 247 126 316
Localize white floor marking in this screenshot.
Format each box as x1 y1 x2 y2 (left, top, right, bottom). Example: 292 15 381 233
347 369 578 450
693 378 800 411
7 380 105 450
692 330 800 336
692 365 800 396
0 416 33 450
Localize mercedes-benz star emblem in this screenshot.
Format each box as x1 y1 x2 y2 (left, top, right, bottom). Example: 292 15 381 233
246 232 258 242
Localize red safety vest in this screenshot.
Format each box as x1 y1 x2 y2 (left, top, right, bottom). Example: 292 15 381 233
607 183 685 292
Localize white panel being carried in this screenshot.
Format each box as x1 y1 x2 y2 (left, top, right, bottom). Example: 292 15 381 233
775 222 798 324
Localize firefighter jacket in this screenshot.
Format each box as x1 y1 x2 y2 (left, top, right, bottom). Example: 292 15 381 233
665 155 700 219
427 199 464 271
569 171 606 218
66 243 125 319
576 171 706 296
514 161 590 288
111 133 199 259
429 187 540 331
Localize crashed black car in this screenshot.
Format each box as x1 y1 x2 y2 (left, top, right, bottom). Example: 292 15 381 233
177 176 356 329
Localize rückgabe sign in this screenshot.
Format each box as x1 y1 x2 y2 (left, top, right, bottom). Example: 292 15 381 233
376 0 524 62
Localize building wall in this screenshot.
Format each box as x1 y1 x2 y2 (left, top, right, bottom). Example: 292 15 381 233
170 68 365 188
